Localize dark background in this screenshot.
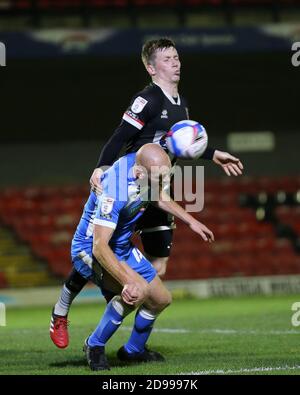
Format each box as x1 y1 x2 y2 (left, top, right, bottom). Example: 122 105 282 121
0 51 298 142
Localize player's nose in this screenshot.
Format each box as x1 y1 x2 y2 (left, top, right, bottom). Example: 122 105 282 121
172 60 180 69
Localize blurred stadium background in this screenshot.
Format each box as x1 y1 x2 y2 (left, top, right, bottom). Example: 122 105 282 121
0 1 300 375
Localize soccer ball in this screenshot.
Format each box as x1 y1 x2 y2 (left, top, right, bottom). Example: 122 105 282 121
166 120 208 159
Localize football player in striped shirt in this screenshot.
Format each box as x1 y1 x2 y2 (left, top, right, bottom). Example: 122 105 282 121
52 144 214 370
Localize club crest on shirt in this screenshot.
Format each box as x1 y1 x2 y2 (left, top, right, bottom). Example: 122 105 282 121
101 197 114 215
131 96 148 114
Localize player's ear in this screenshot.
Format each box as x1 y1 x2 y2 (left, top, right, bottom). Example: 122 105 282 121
138 170 147 180
135 165 147 180
146 63 156 77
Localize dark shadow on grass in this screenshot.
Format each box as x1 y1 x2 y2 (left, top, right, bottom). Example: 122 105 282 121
49 352 129 369
107 346 172 368
49 359 88 368
49 359 129 370
49 351 167 370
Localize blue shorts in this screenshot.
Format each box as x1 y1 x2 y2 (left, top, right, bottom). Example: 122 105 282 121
72 246 157 287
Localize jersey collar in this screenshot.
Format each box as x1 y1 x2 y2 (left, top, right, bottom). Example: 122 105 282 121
153 82 181 106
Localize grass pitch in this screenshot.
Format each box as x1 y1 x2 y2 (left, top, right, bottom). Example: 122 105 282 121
1 295 300 375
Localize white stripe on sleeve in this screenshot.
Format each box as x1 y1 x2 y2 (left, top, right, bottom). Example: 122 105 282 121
93 219 117 229
122 113 144 130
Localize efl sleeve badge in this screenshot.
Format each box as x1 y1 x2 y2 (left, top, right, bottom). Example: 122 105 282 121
131 96 148 114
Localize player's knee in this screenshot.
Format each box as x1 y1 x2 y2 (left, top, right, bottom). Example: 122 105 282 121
132 279 151 308
156 263 167 277
162 289 172 309
111 295 134 317
139 278 150 295
152 289 172 313
151 257 169 277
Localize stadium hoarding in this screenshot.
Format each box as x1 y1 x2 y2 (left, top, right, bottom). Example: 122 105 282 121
227 131 275 152
0 24 299 59
2 275 300 307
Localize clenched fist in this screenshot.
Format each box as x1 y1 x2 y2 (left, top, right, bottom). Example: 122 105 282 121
121 282 149 306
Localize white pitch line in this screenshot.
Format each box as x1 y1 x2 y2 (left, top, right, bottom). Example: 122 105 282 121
9 327 300 336
180 365 300 375
121 326 300 335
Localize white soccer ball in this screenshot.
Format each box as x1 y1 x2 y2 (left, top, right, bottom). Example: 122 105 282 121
166 120 208 159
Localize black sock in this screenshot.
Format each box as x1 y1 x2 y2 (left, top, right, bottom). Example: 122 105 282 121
65 268 88 293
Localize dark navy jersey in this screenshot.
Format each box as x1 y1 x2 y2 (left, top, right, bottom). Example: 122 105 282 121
123 83 189 153
96 82 214 169
96 82 190 168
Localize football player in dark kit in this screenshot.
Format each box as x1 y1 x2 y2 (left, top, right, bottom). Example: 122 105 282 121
50 38 243 350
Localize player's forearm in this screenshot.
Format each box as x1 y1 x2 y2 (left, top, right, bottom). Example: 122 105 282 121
96 132 124 168
200 146 216 160
158 191 196 226
95 123 140 168
92 242 131 286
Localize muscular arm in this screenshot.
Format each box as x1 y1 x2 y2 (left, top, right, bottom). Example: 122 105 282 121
157 190 214 242
93 225 138 286
157 191 194 226
93 225 127 286
92 224 149 304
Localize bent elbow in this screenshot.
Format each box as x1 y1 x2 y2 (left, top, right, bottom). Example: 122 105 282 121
92 240 107 261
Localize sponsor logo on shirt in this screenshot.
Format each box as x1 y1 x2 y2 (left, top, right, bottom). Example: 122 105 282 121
161 109 168 119
101 213 112 220
126 110 140 120
128 201 147 217
123 110 144 129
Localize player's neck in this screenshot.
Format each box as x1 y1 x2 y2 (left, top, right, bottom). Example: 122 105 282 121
152 79 179 98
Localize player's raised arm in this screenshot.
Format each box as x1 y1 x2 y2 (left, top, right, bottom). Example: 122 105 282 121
90 92 160 194
157 190 214 243
90 122 140 194
199 146 244 176
212 149 244 176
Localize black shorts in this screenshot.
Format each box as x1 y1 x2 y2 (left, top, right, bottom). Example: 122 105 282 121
136 203 176 258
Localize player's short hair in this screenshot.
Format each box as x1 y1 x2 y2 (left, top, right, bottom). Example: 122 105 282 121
141 38 176 67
